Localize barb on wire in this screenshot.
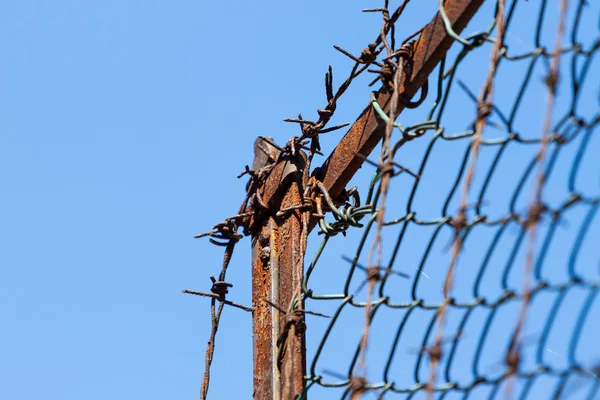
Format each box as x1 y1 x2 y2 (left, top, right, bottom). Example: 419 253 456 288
183 276 252 313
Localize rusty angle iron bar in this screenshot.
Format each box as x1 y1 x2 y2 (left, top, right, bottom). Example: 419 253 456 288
250 0 484 399
315 0 484 203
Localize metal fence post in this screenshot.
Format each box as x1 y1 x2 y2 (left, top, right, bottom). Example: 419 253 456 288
251 140 307 399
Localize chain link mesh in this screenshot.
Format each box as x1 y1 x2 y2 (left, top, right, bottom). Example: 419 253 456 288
191 0 600 398
300 0 600 398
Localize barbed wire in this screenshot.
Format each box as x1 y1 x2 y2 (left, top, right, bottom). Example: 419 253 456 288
186 221 244 400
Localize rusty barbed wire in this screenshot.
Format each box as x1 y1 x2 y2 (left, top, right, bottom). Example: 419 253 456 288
187 221 244 400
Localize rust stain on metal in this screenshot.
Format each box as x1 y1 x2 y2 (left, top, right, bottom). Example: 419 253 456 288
251 146 307 399
251 138 279 400
276 178 306 398
252 223 275 399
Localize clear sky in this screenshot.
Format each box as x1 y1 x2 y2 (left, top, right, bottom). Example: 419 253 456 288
1 1 599 400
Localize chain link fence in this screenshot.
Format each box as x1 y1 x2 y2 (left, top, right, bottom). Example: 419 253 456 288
191 0 600 398
301 0 600 398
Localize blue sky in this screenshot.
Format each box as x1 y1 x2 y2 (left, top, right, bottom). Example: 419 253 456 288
1 1 599 399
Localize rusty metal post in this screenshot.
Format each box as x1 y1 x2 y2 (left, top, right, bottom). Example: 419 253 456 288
250 0 483 398
251 139 307 400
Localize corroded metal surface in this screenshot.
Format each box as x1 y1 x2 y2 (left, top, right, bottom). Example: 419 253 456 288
251 137 280 400
261 153 307 211
275 179 306 399
251 222 275 399
251 148 307 399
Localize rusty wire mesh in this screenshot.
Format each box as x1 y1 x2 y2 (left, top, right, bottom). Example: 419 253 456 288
190 0 600 398
299 0 600 399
